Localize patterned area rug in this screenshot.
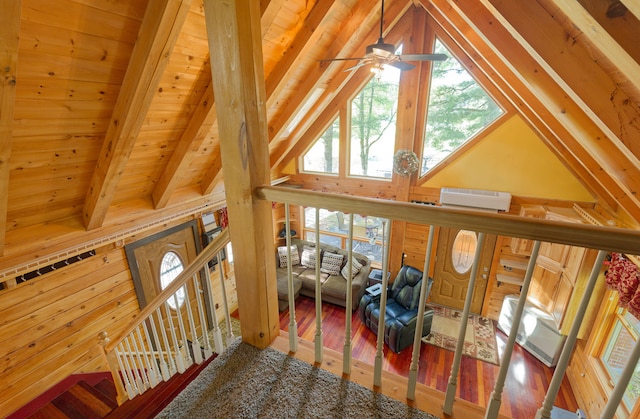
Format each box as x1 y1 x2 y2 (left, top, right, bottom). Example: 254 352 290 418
421 304 500 365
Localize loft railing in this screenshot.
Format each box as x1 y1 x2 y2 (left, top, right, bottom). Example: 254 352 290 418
256 185 640 419
97 228 232 404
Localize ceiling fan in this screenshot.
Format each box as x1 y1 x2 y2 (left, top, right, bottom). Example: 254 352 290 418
321 0 447 72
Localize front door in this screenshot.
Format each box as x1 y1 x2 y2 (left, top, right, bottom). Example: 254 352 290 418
126 221 201 307
430 227 496 313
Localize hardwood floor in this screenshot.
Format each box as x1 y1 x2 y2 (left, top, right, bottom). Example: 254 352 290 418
278 295 578 419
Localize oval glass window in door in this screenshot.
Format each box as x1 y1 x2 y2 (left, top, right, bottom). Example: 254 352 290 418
451 230 477 274
160 251 186 309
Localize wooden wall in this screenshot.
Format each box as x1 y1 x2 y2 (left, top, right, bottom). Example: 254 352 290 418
0 244 138 415
0 212 238 416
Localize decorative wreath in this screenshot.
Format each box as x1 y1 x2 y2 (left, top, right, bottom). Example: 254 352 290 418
393 149 420 176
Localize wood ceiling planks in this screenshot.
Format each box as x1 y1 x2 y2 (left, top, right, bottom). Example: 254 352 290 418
83 0 192 230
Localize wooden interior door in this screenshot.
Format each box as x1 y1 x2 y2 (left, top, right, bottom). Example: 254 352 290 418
430 227 497 313
125 221 210 350
127 222 200 307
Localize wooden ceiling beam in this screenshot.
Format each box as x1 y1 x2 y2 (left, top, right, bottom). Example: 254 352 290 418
271 7 415 173
486 0 640 163
155 2 279 206
543 0 640 99
260 0 285 37
426 0 640 219
0 0 21 257
82 0 192 230
265 0 336 103
200 150 222 195
424 2 604 203
266 0 385 150
620 0 640 20
152 60 217 209
269 0 411 171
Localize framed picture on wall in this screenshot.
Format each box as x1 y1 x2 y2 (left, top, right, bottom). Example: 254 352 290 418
202 227 226 268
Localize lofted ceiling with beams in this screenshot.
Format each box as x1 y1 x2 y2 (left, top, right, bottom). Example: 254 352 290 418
1 0 639 270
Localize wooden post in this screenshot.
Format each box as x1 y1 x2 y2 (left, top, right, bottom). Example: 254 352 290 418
387 8 427 276
203 0 279 349
98 332 129 405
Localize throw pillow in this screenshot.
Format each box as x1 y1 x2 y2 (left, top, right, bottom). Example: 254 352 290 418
321 252 344 276
340 257 363 280
301 245 319 268
277 245 300 268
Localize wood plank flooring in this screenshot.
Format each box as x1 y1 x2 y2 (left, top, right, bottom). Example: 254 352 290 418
277 295 578 419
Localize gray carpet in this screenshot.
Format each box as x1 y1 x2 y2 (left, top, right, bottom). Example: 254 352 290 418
156 338 440 418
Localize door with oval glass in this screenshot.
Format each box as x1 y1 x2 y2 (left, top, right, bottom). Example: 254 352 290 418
430 227 496 313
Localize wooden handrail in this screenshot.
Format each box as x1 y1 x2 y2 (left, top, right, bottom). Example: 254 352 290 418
255 186 640 255
104 228 230 352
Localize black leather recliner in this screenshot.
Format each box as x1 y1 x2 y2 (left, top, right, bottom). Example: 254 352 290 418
358 265 434 353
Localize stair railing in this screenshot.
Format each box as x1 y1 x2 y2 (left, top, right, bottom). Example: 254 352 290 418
257 185 640 419
98 228 231 404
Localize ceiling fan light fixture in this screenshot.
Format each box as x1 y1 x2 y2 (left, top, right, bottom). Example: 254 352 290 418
370 63 384 74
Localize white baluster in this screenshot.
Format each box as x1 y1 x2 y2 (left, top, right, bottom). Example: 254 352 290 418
184 280 203 364
485 241 541 418
314 207 323 364
124 335 145 393
138 324 159 387
193 273 213 359
374 219 392 387
535 250 607 419
115 345 137 399
148 311 171 381
285 203 298 353
129 331 151 390
407 225 435 400
342 214 356 374
443 232 486 415
165 301 186 373
156 307 176 376
203 266 224 354
173 292 193 367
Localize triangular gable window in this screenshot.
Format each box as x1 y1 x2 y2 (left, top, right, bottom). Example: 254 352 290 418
421 39 503 176
302 117 339 174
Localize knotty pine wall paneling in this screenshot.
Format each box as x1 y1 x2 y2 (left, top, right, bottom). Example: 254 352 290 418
0 245 138 416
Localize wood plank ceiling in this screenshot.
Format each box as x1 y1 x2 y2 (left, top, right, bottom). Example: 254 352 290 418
0 0 639 274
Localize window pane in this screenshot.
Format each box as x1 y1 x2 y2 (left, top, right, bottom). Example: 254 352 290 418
303 209 385 264
452 230 477 274
160 251 185 309
602 311 640 409
421 39 503 175
303 118 340 173
350 65 400 178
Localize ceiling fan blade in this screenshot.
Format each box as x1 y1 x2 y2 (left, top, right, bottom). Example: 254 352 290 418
344 61 370 72
320 57 366 62
398 53 448 62
388 60 415 71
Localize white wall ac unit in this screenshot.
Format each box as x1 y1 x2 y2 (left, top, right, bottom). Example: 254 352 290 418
440 187 512 212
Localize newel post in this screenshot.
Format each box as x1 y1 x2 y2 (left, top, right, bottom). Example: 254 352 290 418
98 331 128 405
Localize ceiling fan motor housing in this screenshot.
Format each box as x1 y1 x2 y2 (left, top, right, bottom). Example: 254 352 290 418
366 38 396 58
